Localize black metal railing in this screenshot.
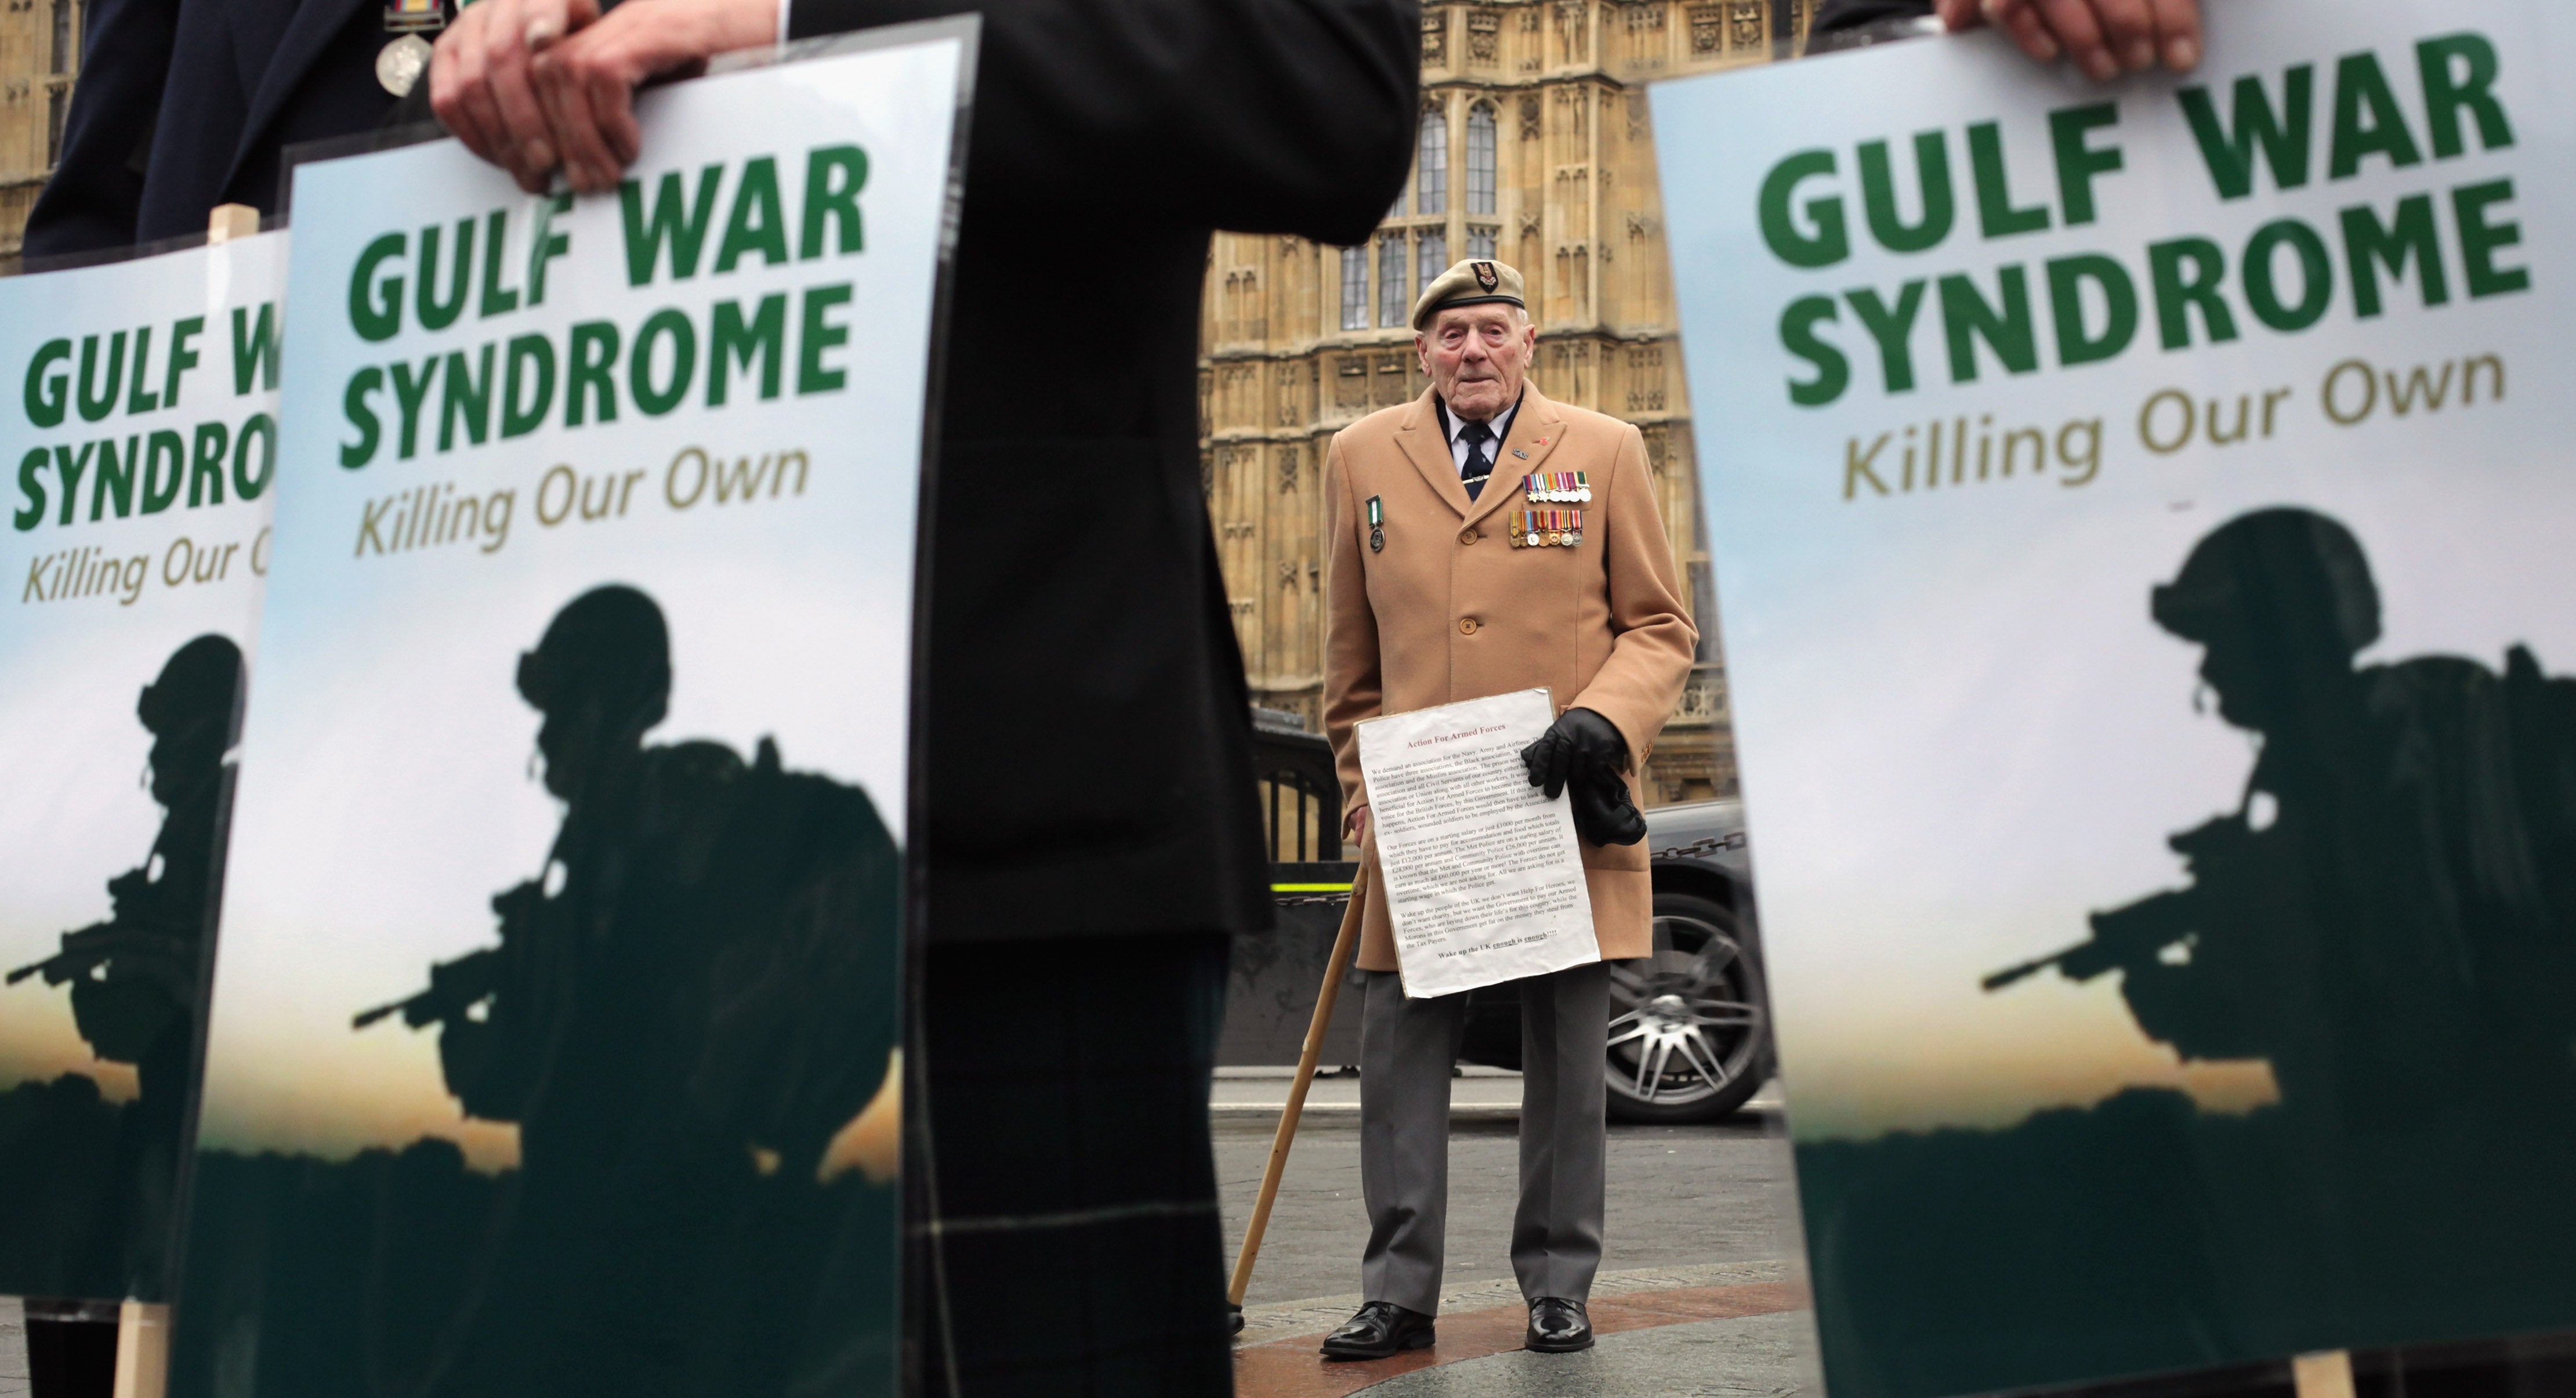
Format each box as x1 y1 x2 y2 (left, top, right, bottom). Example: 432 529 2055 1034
1249 712 1342 862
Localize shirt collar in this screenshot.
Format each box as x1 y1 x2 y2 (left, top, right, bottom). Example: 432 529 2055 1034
1437 390 1521 447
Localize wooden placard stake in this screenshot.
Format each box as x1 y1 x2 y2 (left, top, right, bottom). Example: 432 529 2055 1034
1227 869 1366 1310
111 1301 169 1398
2291 1350 2356 1398
206 204 261 244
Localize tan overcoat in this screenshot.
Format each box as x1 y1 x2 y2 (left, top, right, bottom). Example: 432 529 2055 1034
1323 382 1697 975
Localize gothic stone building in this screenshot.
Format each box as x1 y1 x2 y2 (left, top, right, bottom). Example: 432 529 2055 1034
1202 0 1814 813
0 0 78 268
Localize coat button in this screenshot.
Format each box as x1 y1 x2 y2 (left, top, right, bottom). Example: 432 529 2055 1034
1458 617 1479 635
1458 528 1479 545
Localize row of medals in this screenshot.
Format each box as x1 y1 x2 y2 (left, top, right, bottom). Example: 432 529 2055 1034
1524 472 1592 504
1513 474 1588 549
1511 508 1584 549
376 0 446 98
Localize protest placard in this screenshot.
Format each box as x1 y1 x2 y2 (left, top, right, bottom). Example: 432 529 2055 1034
169 24 970 1396
0 230 284 1303
1655 3 2576 1394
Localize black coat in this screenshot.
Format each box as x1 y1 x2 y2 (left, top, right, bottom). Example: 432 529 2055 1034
23 0 400 256
784 0 1419 941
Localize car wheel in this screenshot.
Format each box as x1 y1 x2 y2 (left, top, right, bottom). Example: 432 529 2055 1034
1603 890 1770 1124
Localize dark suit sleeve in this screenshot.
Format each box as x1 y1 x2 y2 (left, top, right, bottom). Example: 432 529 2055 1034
21 0 181 258
785 0 1418 245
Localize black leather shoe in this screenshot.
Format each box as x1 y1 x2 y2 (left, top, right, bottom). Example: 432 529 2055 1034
1319 1301 1436 1360
1526 1296 1593 1353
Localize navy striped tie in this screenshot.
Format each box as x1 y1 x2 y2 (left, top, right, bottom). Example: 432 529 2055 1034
1459 420 1495 502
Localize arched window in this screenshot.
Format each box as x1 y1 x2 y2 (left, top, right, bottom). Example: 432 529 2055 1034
1416 108 1448 215
48 0 75 165
1340 246 1369 331
1466 103 1497 215
1378 234 1408 327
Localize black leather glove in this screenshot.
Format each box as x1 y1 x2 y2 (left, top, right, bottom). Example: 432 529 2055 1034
1570 762 1647 847
1520 707 1629 799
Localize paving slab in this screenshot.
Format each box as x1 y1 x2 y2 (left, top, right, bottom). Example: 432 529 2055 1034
1219 1113 1806 1308
1355 1309 1821 1397
0 1296 27 1398
1233 1270 1814 1398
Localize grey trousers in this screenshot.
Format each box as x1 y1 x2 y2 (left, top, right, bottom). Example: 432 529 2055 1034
1357 961 1610 1314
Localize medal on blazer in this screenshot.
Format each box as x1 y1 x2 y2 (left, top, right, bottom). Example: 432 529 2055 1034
1366 495 1384 553
377 34 432 94
1508 508 1584 549
1523 472 1590 504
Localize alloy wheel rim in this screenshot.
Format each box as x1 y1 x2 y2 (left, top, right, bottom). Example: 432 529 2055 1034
1604 914 1764 1106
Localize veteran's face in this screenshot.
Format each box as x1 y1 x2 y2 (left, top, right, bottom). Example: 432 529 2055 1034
1419 305 1535 422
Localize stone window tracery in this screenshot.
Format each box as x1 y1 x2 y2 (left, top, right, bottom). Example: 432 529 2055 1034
1378 234 1408 328
1466 102 1497 215
1416 107 1448 215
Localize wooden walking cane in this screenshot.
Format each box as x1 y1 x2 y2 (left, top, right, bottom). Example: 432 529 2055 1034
1229 865 1367 1314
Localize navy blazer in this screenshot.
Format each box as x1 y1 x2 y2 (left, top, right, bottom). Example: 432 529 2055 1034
23 0 397 256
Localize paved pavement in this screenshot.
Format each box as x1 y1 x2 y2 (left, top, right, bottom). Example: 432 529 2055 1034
1219 1077 1818 1396
1 1297 27 1398
1231 1263 1817 1398
1217 1088 1805 1308
1361 1310 1818 1397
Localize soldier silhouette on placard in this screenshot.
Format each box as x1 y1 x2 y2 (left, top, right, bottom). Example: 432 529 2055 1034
1785 509 2576 1390
8 633 241 1295
353 585 901 1396
1988 508 2576 1136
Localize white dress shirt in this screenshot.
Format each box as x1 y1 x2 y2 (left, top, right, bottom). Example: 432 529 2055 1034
1437 396 1520 477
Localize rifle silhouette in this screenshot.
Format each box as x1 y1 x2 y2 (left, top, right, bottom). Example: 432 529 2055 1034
353 947 505 1030
7 919 121 987
1983 890 2196 993
7 864 190 988
352 880 543 1030
1984 814 2251 993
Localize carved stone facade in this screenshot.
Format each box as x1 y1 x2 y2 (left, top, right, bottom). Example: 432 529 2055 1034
0 0 80 269
1202 0 1813 806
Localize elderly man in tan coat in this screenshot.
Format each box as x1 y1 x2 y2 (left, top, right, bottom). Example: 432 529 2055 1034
1318 259 1697 1360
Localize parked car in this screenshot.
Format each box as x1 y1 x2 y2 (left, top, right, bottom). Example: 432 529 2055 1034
1240 714 1774 1124
1456 798 1771 1123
